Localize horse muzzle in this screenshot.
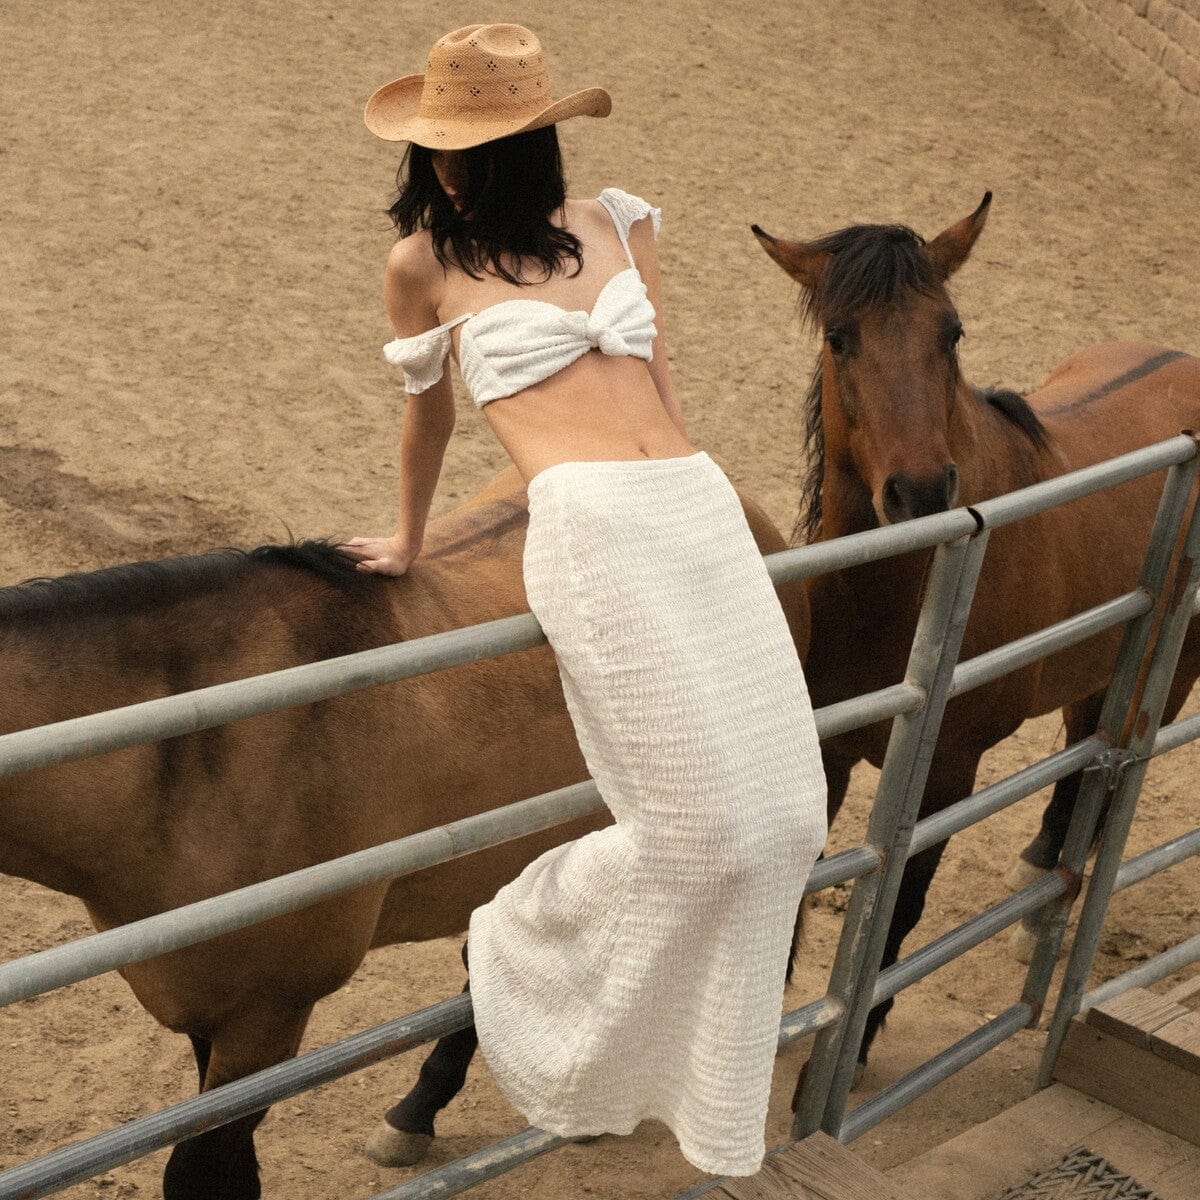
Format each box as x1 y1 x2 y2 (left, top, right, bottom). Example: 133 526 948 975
880 464 960 523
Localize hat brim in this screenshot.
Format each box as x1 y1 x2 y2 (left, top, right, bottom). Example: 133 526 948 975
364 74 612 149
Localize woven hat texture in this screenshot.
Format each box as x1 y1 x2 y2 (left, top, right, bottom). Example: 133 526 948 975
364 23 611 149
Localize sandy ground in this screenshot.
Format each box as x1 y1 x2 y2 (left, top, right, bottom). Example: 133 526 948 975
2 0 1200 1197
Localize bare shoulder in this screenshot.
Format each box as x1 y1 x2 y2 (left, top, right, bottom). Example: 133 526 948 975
386 229 441 288
567 195 660 261
384 230 443 334
563 195 610 235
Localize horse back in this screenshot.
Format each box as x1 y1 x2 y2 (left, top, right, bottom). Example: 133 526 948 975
1030 340 1200 465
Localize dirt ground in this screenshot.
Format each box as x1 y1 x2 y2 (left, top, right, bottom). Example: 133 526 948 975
2 0 1200 1198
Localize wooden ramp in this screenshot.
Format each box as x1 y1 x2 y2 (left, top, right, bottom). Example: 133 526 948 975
705 984 1200 1199
706 1131 917 1200
887 985 1200 1198
886 1082 1200 1199
1053 988 1200 1146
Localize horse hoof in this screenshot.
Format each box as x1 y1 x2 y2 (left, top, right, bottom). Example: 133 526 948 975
1007 922 1039 964
1004 858 1050 893
364 1121 433 1167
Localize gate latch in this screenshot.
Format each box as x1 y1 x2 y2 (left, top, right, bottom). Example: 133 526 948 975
1087 747 1138 790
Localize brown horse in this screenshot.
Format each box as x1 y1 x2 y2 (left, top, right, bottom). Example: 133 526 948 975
753 193 1200 1067
0 470 808 1198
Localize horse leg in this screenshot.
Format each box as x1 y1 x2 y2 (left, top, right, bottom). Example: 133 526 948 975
787 748 856 986
787 838 954 1111
855 838 951 1074
1009 616 1200 899
162 1004 312 1200
1005 777 1082 966
365 938 479 1167
1006 693 1106 896
1007 652 1199 965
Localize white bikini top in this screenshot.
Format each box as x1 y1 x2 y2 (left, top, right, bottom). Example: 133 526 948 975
382 187 662 408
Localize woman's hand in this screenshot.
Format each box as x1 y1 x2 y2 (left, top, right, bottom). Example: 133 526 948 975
337 534 420 576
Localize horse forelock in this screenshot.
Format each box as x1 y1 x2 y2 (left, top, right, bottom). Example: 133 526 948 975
802 223 941 330
0 539 374 630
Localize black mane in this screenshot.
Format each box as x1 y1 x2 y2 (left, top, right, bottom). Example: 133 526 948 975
794 359 827 547
0 538 373 628
801 223 940 330
977 386 1051 453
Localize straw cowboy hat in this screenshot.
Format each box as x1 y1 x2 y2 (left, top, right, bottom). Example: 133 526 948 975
364 23 611 150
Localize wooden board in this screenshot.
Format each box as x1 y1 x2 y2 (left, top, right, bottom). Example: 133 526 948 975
1082 988 1200 1075
889 1085 1121 1200
1084 1114 1199 1188
889 1083 1200 1200
711 1131 916 1200
1163 973 1200 1007
1148 1011 1200 1074
1086 988 1191 1047
1054 1018 1200 1146
1155 1157 1200 1193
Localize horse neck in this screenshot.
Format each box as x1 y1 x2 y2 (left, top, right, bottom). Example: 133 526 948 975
809 450 929 643
0 636 105 896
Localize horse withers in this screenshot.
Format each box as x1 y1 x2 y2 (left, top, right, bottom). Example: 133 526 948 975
753 193 1200 1071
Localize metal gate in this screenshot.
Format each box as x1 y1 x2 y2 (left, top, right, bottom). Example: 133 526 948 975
1 434 1198 1200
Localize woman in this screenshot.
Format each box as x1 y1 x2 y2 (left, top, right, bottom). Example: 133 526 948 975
343 23 827 1178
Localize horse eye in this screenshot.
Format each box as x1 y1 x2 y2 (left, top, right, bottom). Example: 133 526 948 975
826 328 849 356
948 323 965 349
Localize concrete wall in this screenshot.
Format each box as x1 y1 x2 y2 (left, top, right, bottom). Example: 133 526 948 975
1040 0 1200 125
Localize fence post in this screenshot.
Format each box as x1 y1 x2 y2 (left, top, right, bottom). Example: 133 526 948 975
1037 458 1200 1087
1019 453 1200 1021
791 525 990 1140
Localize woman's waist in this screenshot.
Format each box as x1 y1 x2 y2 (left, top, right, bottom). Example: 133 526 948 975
484 362 696 487
520 445 741 537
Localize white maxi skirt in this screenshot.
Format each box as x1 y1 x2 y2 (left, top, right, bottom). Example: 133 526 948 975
466 449 828 1177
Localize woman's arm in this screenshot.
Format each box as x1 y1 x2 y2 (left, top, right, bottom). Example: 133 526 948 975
339 236 455 576
626 213 689 440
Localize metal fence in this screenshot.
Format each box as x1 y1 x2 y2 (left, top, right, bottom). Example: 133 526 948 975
2 434 1199 1200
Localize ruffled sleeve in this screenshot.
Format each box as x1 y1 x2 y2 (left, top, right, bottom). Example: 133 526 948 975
382 325 454 394
598 186 663 242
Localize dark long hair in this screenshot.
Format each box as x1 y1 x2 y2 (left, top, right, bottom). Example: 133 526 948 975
386 125 584 285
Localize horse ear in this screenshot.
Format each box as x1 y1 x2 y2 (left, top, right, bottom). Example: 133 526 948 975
751 225 831 289
925 192 992 280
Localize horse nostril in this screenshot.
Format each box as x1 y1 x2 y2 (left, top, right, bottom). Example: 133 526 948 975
944 464 960 508
882 474 907 524
883 469 957 523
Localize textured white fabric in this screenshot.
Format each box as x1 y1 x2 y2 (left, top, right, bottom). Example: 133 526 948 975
382 187 662 407
467 450 828 1177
